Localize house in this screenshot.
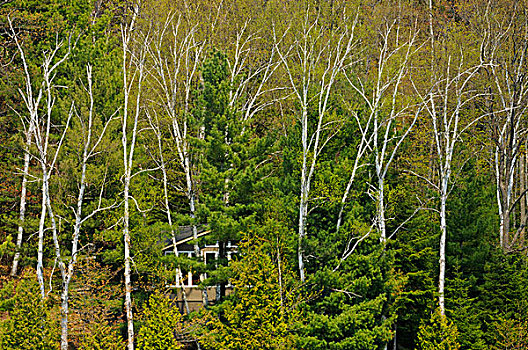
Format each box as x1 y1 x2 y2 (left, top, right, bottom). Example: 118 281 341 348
162 225 237 312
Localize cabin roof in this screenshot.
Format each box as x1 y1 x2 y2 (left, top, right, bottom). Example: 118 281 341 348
162 225 211 251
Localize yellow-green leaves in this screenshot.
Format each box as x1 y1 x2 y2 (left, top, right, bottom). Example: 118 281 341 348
417 308 460 350
0 273 59 350
137 291 184 350
201 236 299 350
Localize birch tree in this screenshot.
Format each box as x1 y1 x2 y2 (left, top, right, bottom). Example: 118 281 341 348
9 23 35 277
9 122 32 277
145 106 192 314
146 10 209 306
9 17 72 298
417 6 487 315
120 3 148 348
9 14 120 350
344 6 421 244
226 19 285 130
275 5 357 282
478 0 528 252
55 65 117 350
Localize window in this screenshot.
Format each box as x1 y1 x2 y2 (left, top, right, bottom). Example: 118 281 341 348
176 268 189 287
191 271 201 286
204 252 217 280
174 251 193 287
205 252 216 265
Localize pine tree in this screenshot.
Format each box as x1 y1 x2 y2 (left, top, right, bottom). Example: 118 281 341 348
417 308 460 350
0 272 59 350
137 291 184 350
201 235 299 350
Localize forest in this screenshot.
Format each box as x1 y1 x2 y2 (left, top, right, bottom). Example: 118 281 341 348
0 0 527 349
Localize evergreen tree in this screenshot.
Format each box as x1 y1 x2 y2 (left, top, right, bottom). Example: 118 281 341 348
137 291 183 350
417 308 460 350
298 235 397 350
0 272 59 350
201 235 299 350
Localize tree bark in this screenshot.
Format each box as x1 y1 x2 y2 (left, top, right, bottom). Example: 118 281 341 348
36 172 48 299
438 184 448 316
60 66 113 350
298 104 309 283
123 177 134 350
11 129 32 276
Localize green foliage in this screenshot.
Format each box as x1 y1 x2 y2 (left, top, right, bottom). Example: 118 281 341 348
78 321 124 350
298 235 397 350
445 270 486 349
201 235 299 350
0 234 14 257
477 252 528 346
68 257 123 349
417 308 460 350
0 273 59 350
491 315 528 350
137 291 183 350
2 1 528 349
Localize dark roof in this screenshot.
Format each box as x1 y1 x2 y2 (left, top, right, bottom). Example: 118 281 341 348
162 225 210 251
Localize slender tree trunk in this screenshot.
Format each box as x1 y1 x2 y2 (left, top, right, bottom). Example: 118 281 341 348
60 207 83 350
298 105 309 283
123 175 134 350
60 281 70 350
185 155 208 306
42 163 69 349
336 132 369 235
498 157 512 251
120 8 142 348
36 171 48 299
9 16 41 280
215 241 226 302
158 132 191 314
168 222 190 314
122 69 135 350
379 175 387 350
46 197 67 349
336 164 358 235
60 69 97 349
503 208 511 250
438 175 448 316
378 176 386 244
11 131 31 276
298 182 308 283
171 239 190 315
521 149 527 246
496 148 505 249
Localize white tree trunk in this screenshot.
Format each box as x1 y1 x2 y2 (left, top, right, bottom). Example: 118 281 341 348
438 183 448 316
276 10 356 282
36 172 48 299
298 105 309 283
11 130 32 276
150 110 192 314
146 15 208 306
59 65 114 350
60 281 71 350
120 7 146 346
378 176 386 244
123 177 134 350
